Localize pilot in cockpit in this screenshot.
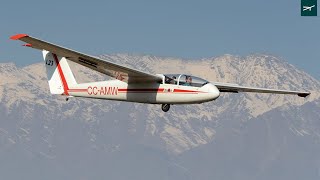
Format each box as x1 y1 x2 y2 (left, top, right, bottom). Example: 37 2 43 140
170 76 176 84
184 76 192 86
165 76 177 84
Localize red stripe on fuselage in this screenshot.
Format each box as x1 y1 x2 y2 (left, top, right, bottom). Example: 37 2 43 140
68 89 87 92
173 89 199 93
118 88 204 93
118 88 163 92
52 53 69 95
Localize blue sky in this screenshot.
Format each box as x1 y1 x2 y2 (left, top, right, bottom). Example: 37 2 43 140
1 0 319 79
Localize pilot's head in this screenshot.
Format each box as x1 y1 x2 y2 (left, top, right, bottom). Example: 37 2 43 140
186 76 192 83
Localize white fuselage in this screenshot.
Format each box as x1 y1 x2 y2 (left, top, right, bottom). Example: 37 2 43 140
67 80 220 104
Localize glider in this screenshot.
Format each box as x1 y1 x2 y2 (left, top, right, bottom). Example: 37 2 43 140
10 34 310 112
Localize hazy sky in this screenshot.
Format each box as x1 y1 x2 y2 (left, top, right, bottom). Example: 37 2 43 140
1 0 319 79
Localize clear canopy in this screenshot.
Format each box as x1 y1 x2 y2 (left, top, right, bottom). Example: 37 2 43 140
164 74 208 87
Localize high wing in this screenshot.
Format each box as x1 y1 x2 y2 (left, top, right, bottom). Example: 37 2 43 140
212 82 310 97
10 34 162 83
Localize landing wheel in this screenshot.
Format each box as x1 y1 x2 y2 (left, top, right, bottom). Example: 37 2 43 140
161 104 170 112
66 97 69 101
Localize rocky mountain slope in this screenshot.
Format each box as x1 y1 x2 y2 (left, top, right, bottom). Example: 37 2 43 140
179 99 320 180
0 54 319 180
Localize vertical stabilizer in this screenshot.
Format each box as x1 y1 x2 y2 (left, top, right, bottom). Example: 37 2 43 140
42 50 77 95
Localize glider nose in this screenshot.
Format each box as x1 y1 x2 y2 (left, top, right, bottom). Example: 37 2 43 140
203 83 220 100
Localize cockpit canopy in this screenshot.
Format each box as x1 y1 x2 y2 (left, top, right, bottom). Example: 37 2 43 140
164 74 209 87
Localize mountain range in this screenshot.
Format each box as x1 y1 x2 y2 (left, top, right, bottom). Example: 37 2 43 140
0 54 319 180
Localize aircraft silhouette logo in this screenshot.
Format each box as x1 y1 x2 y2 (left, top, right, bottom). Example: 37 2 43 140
301 0 317 16
303 5 315 11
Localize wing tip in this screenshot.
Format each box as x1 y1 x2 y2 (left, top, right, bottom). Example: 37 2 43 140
298 92 311 98
10 34 29 40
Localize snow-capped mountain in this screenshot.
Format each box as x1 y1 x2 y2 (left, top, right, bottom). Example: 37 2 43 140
0 54 319 180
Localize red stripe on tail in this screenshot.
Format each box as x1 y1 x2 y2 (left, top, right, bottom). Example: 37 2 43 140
52 53 69 95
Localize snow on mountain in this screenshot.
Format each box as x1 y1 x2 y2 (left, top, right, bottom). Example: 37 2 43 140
0 54 319 154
